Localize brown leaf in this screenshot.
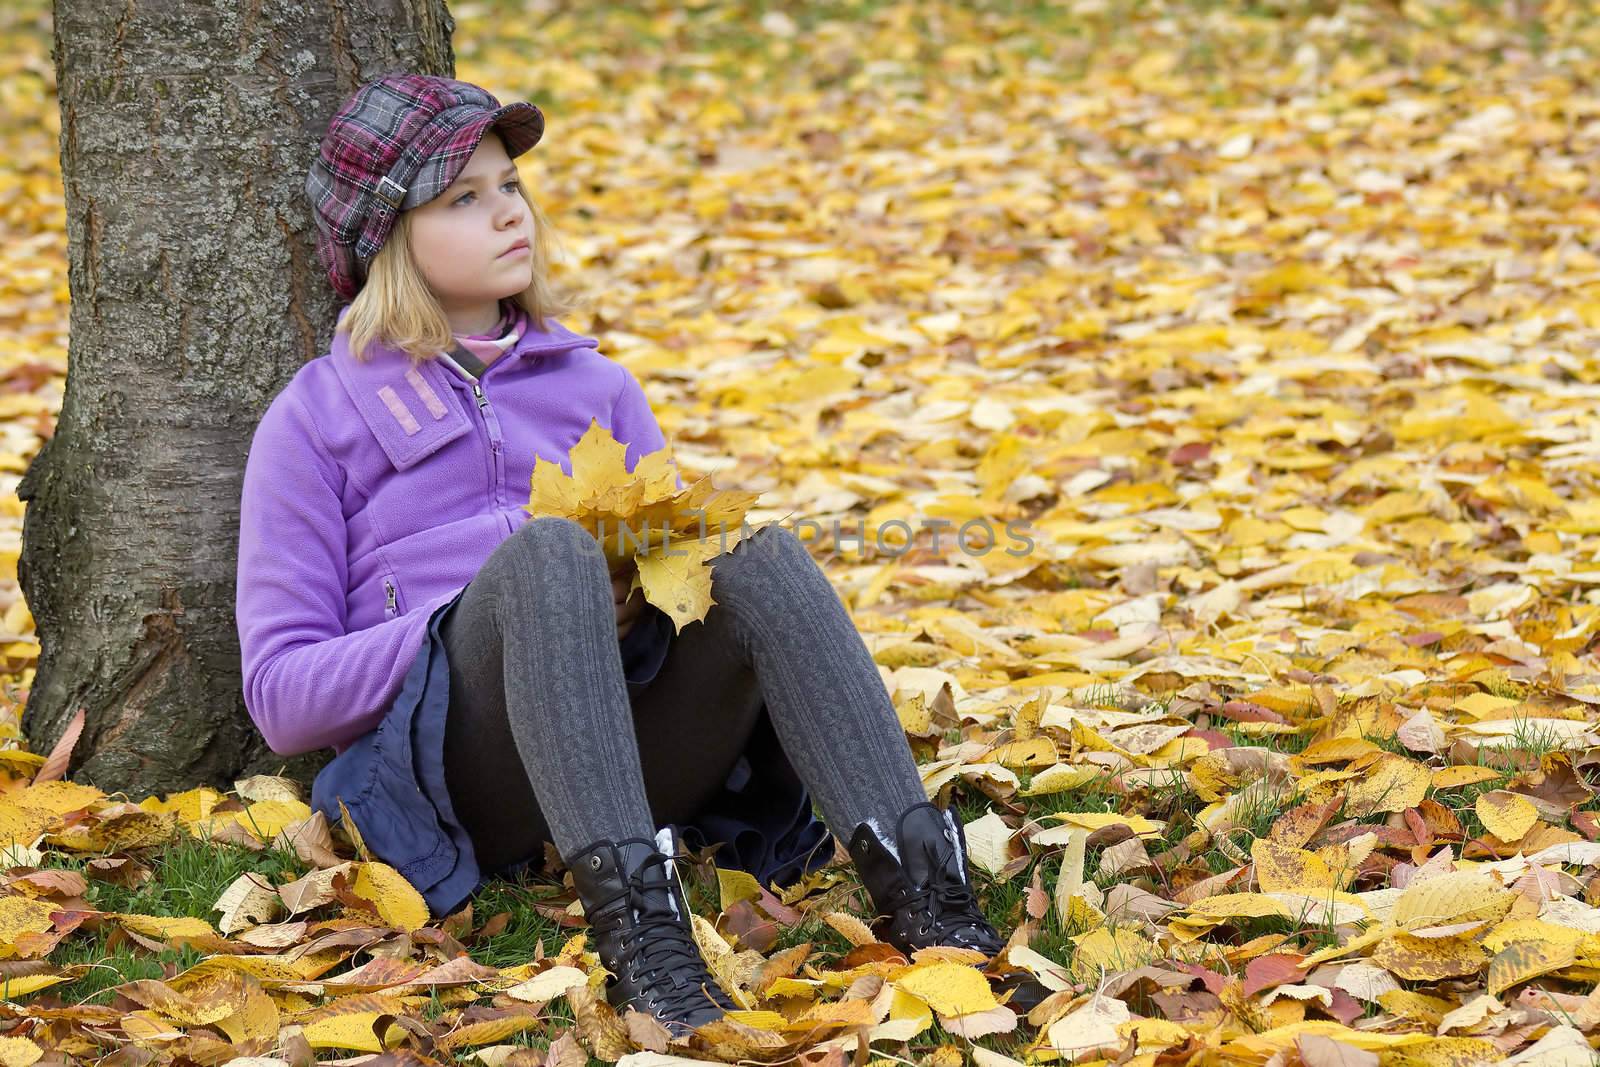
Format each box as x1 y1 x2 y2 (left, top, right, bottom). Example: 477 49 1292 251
5 868 88 898
721 896 778 952
568 979 632 1060
1268 798 1341 849
544 1030 586 1067
35 706 85 783
1219 700 1287 725
1576 809 1600 841
1241 953 1306 998
620 1008 672 1053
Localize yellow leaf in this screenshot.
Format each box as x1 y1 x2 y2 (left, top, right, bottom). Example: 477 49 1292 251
15 781 104 815
0 896 56 958
1224 1020 1433 1056
527 452 586 520
716 868 762 912
1431 765 1502 789
1388 1038 1507 1066
895 962 999 1017
1036 812 1164 839
1392 872 1515 930
336 797 370 861
986 737 1057 769
351 862 430 933
1377 988 1455 1024
1344 754 1431 816
504 965 588 1003
112 913 217 942
822 911 877 947
1252 839 1336 893
566 419 632 491
301 1011 397 1053
140 787 225 825
1018 764 1103 796
214 973 279 1044
1372 932 1487 981
1298 738 1383 766
0 973 69 999
637 535 725 631
1052 827 1087 929
0 803 54 850
873 986 933 1042
233 799 312 841
1475 791 1539 842
0 1037 42 1067
1188 894 1295 920
1487 939 1576 996
1482 919 1586 955
46 810 174 852
1453 693 1522 719
437 1015 545 1051
895 691 933 734
764 977 820 999
1069 926 1160 983
784 998 879 1031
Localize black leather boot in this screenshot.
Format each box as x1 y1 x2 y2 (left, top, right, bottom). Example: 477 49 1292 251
566 827 737 1035
848 801 1006 956
848 802 1050 1012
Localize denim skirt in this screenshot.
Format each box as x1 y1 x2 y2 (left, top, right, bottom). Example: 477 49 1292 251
310 589 835 918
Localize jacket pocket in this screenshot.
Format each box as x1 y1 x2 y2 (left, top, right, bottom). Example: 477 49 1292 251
383 573 406 619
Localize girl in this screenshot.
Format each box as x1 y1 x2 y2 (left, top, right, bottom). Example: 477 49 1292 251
236 73 1026 1035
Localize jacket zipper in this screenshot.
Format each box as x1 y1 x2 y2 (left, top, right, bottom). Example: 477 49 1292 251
384 577 398 617
438 352 514 535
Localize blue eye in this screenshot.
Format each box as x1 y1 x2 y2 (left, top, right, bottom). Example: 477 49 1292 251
453 179 521 206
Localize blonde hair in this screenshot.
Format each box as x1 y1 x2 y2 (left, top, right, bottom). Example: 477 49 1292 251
339 181 582 364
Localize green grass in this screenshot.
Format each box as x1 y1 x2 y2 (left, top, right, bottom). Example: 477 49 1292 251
461 875 571 970
1225 725 1314 754
39 832 308 1007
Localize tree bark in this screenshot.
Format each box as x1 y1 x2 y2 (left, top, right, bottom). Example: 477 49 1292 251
18 0 455 795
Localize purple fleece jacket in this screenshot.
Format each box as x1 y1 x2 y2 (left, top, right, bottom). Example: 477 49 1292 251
236 306 680 757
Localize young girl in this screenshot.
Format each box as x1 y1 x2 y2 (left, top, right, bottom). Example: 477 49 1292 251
236 73 1025 1035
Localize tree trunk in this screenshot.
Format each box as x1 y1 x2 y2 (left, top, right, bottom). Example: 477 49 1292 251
17 0 455 795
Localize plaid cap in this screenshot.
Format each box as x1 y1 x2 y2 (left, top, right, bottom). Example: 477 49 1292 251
305 73 545 300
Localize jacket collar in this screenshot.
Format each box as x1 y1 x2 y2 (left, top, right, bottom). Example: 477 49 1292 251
327 305 598 471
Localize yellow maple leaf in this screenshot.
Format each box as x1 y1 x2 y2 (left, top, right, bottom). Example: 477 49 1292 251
525 420 761 629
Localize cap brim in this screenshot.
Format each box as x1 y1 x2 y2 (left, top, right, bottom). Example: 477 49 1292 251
402 102 548 211
443 105 546 182
483 102 545 158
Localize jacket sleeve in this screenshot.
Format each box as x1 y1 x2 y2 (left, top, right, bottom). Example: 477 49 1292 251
611 364 685 490
235 389 457 756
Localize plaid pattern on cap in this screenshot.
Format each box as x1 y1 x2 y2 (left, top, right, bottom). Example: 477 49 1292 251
306 74 545 300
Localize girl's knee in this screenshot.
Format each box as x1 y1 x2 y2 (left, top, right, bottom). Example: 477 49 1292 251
520 515 595 550
741 522 809 561
712 523 812 588
487 516 604 577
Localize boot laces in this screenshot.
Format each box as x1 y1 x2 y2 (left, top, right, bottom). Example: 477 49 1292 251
612 853 734 1019
899 870 1000 949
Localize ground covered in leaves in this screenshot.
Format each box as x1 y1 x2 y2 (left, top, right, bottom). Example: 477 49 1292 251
3 0 1600 1064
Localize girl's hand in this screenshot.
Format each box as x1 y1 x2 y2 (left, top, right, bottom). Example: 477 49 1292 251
612 559 646 640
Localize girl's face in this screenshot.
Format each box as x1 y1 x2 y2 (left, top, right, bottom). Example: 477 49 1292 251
406 132 535 334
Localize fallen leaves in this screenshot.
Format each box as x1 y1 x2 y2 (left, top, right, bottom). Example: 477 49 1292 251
1 0 1600 1062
